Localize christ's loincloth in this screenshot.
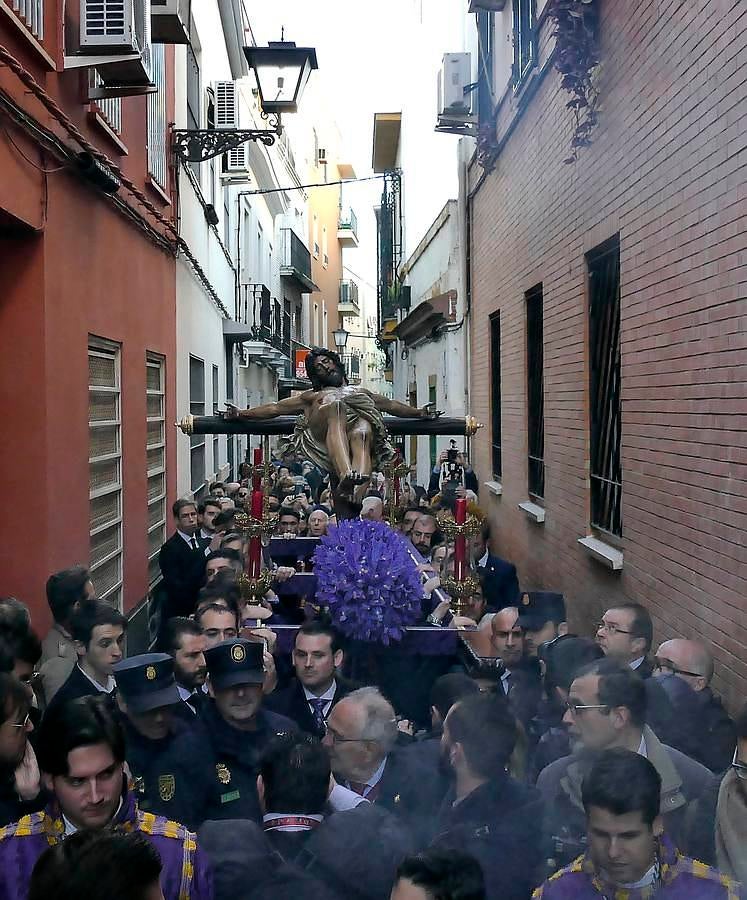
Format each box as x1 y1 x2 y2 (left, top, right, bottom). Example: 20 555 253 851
281 391 396 476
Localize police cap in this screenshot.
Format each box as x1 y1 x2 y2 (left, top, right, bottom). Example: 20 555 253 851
113 653 181 712
516 591 566 631
205 638 264 690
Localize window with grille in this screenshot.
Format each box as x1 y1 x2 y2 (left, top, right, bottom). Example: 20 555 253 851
322 225 328 268
146 353 166 586
429 385 437 469
513 0 535 86
490 312 502 479
186 44 201 180
526 285 544 500
88 338 123 610
477 10 494 124
212 364 220 476
89 70 122 134
189 356 206 495
588 236 622 537
147 44 168 189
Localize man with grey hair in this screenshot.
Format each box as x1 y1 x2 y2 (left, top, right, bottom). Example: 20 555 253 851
360 496 384 522
324 687 444 837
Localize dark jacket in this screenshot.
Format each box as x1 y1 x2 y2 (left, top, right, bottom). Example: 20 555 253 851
264 677 358 739
42 663 112 720
657 682 736 774
536 726 712 868
122 713 216 831
0 771 46 829
478 553 521 609
431 775 545 900
505 658 544 731
200 699 296 822
370 747 447 843
158 532 210 618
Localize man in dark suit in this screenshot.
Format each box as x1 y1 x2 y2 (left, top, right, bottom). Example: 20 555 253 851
470 522 520 610
432 693 544 900
323 687 445 842
158 499 217 620
44 601 125 718
265 621 357 738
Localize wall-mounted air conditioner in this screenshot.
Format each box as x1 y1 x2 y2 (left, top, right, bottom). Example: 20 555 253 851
468 0 507 11
72 0 154 95
151 0 190 44
215 81 251 179
438 53 471 116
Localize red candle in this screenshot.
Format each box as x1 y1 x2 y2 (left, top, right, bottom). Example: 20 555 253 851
393 476 400 507
454 498 467 582
252 447 262 491
247 489 264 578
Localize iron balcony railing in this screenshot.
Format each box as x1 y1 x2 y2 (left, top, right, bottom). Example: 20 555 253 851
11 0 44 39
237 284 282 347
342 353 361 383
338 207 358 235
339 279 360 314
280 228 313 286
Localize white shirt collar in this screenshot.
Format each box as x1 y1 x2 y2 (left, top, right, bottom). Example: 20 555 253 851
77 663 115 694
302 681 337 704
629 656 645 670
177 529 199 546
637 733 648 758
200 528 213 540
363 756 387 792
63 798 122 836
620 861 658 889
478 550 489 568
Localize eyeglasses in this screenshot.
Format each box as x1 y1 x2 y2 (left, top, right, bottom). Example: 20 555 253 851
325 730 365 745
9 713 31 729
596 621 632 636
564 701 610 716
653 658 703 679
732 749 747 781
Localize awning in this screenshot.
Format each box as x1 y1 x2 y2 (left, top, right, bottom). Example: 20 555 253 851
392 290 457 346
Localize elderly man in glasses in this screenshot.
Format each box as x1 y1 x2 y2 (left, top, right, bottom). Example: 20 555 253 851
653 638 736 773
535 657 712 870
595 602 655 676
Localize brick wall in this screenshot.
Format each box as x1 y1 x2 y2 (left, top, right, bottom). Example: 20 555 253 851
469 0 747 710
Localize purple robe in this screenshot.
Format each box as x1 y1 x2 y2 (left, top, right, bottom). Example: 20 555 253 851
0 789 212 900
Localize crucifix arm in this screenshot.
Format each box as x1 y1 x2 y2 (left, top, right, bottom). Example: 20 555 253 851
226 394 306 420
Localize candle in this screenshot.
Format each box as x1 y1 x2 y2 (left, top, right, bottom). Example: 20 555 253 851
247 489 264 578
252 447 263 492
454 498 467 582
393 476 400 507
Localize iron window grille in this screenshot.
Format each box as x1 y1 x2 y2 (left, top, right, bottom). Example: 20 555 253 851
588 236 622 537
147 44 168 188
212 363 220 476
526 284 544 500
189 356 206 495
146 353 166 587
490 312 503 479
513 0 536 86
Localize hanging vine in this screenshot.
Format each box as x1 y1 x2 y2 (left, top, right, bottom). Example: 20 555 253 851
549 0 601 163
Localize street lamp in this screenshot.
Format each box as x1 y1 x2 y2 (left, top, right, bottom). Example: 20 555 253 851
172 41 318 163
332 327 350 350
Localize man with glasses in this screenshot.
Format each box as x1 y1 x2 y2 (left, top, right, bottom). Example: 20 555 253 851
595 602 654 675
0 673 44 827
536 658 711 868
652 638 736 773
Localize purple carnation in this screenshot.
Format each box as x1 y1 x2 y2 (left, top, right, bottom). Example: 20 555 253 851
312 519 423 644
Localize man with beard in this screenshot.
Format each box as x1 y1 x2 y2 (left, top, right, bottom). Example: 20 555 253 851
0 696 212 900
202 639 295 822
0 673 45 827
224 346 439 502
114 654 215 831
161 618 208 714
433 693 544 900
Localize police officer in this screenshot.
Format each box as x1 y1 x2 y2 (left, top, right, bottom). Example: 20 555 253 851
203 638 295 822
114 653 216 831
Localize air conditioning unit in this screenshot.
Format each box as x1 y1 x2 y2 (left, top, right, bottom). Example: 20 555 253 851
76 0 154 93
468 0 507 11
437 53 471 117
215 81 251 179
151 0 189 44
317 148 327 165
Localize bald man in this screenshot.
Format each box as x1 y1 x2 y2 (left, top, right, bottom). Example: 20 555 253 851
489 607 541 730
360 496 384 522
654 638 736 772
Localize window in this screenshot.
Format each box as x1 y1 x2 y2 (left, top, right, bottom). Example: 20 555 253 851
186 44 201 179
147 44 168 189
313 302 319 345
477 10 495 124
89 71 122 135
223 189 230 252
88 338 123 610
588 236 622 537
313 214 319 258
212 364 220 476
322 225 328 268
490 312 502 479
513 0 535 85
525 284 544 500
408 386 418 470
429 384 437 469
189 356 206 496
146 353 166 586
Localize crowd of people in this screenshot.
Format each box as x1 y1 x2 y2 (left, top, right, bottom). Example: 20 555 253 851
0 446 745 900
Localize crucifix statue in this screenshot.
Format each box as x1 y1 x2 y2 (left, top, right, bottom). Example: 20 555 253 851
224 347 440 503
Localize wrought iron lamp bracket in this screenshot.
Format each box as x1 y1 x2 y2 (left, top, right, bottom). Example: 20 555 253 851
172 116 282 162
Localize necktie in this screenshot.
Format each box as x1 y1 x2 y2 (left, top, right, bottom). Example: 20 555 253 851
190 536 199 551
348 781 368 797
309 698 327 735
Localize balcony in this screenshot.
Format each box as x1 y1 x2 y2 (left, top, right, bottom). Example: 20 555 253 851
8 0 44 40
342 353 362 385
338 207 359 247
280 228 317 293
338 279 360 318
224 284 286 371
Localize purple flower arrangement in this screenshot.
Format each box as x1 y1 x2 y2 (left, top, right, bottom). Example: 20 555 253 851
312 519 423 644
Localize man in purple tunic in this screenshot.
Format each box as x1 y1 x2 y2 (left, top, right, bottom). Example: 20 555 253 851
0 696 212 900
534 749 742 899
